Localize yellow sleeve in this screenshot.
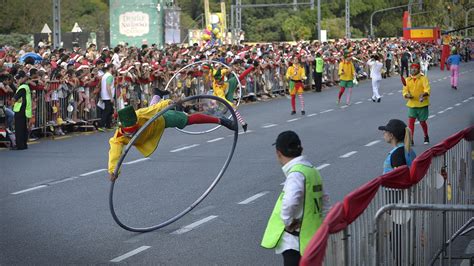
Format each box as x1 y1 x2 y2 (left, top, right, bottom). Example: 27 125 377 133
300 68 307 80
136 99 172 120
338 62 343 76
285 67 292 80
422 77 430 95
108 132 127 174
402 85 409 98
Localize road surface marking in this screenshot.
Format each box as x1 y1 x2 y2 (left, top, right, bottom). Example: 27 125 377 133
238 130 254 135
340 151 358 158
438 111 445 114
80 169 106 176
287 118 300 122
445 107 453 111
355 101 363 105
463 99 469 103
320 109 334 114
415 121 420 125
340 105 348 109
388 92 394 95
443 77 447 80
48 176 79 185
171 215 218 234
170 144 200 153
437 79 442 82
124 158 150 165
11 185 48 195
54 136 71 140
316 163 331 170
110 246 151 262
428 115 436 119
262 123 278 128
307 113 317 117
397 90 402 92
207 137 224 143
455 103 461 106
238 191 269 205
365 140 381 147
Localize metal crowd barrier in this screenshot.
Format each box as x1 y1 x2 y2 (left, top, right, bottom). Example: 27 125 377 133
321 138 472 265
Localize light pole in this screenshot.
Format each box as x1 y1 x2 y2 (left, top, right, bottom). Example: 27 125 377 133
466 8 474 37
52 0 61 49
345 0 350 38
317 0 321 41
370 3 416 38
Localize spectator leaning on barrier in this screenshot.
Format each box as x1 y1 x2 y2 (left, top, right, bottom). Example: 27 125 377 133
378 119 416 174
261 130 329 266
402 63 431 145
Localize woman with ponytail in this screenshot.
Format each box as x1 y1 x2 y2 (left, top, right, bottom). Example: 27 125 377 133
378 119 417 174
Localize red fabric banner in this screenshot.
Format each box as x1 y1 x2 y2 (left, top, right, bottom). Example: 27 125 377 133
300 126 473 266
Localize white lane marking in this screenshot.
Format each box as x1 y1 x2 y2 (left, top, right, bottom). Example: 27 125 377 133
287 118 300 122
110 246 151 263
320 109 334 114
455 103 461 106
462 99 469 103
469 97 474 100
438 111 445 114
262 123 278 128
307 113 317 117
238 130 254 135
171 215 218 235
443 77 447 80
397 90 402 92
11 185 48 195
48 176 79 185
428 115 436 119
437 79 442 82
388 92 394 95
340 105 348 109
365 140 381 147
79 169 107 176
367 98 372 101
316 163 331 170
445 107 453 111
339 151 358 158
124 158 150 165
207 137 224 143
238 191 269 205
170 144 200 153
355 101 363 105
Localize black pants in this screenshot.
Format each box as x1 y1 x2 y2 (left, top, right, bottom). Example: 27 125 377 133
14 111 28 149
314 72 322 92
100 100 114 128
385 60 391 76
282 249 300 266
400 62 409 77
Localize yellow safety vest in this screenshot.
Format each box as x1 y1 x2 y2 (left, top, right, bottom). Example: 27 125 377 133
13 84 32 118
261 164 323 255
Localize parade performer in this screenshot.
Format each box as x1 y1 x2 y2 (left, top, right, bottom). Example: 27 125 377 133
401 63 431 145
261 131 329 266
337 51 356 106
367 54 383 102
440 34 451 71
446 48 462 90
285 57 306 115
107 99 236 181
212 62 256 132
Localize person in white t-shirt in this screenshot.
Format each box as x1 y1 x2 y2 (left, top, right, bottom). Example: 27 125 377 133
367 54 383 102
98 64 115 131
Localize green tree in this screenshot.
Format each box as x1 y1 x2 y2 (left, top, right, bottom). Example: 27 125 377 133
282 16 312 41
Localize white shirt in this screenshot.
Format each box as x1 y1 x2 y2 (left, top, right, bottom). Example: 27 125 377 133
275 155 330 254
367 59 383 81
100 72 115 100
111 53 121 69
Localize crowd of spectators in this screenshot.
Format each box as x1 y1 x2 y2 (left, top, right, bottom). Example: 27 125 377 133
0 37 472 148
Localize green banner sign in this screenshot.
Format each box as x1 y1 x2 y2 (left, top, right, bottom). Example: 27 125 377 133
109 0 164 47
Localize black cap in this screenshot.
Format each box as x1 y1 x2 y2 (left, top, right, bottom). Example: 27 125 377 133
378 119 407 141
273 131 302 157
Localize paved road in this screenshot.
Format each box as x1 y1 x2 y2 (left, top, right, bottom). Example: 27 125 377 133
1 63 473 265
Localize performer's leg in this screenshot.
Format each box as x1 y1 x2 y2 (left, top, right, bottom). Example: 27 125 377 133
187 113 219 124
408 117 416 139
346 87 352 105
338 87 345 103
291 95 296 112
298 93 305 113
420 120 429 138
234 109 248 132
452 65 459 88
